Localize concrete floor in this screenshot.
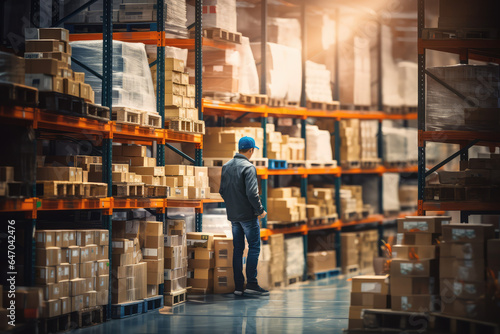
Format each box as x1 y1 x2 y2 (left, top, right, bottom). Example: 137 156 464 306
75 277 351 334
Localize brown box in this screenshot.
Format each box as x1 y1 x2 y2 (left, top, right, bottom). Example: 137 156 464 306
130 166 164 177
400 233 440 246
145 259 164 285
307 251 337 274
96 275 109 292
35 266 56 285
341 249 359 267
36 247 61 266
350 292 388 309
145 221 163 237
165 58 185 72
112 239 133 254
74 72 85 82
97 259 109 276
66 245 80 263
440 279 485 300
60 296 71 315
25 39 64 53
111 253 133 267
145 236 163 249
85 277 95 292
170 187 188 199
38 28 70 42
164 235 180 247
80 245 98 262
390 277 438 296
111 278 127 304
56 264 70 282
351 275 389 295
442 224 495 243
121 145 147 157
440 259 485 282
391 295 439 312
348 305 366 320
42 283 60 300
164 165 185 176
445 298 485 319
143 247 162 260
35 230 56 248
390 259 438 277
79 83 91 100
187 232 216 250
214 237 233 268
44 299 61 318
59 280 70 298
96 245 108 261
214 267 235 294
71 295 84 312
392 245 437 260
25 58 60 76
83 291 97 308
69 264 79 280
166 219 186 236
76 230 95 246
70 278 86 296
96 290 108 306
397 216 451 234
80 261 96 278
63 78 79 96
187 277 213 290
440 241 485 259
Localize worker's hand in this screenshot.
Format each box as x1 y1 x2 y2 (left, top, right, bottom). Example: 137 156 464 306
258 211 267 219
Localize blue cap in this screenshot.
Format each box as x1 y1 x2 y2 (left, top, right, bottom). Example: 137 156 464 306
238 136 259 150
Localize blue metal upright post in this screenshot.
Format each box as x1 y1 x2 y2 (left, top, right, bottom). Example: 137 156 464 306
377 121 384 214
156 0 165 168
260 0 267 95
300 3 307 108
261 176 268 228
417 0 425 216
194 0 203 231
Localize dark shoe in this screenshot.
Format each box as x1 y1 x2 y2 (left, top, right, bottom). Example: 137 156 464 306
234 290 244 296
244 284 269 296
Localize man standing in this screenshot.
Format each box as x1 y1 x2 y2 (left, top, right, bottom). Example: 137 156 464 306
219 136 269 296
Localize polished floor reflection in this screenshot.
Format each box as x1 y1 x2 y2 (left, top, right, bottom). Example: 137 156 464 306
75 277 351 334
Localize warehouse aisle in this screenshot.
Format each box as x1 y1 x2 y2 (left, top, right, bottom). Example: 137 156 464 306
75 277 351 334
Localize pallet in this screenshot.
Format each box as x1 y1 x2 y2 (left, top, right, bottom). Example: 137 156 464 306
238 93 268 105
143 295 164 313
286 275 304 286
308 268 341 280
36 181 85 198
306 100 340 111
85 182 108 198
341 160 360 169
193 120 205 134
141 112 162 129
190 27 242 44
384 161 408 168
164 289 187 307
38 313 71 333
0 82 39 107
268 97 285 107
363 309 430 331
0 181 26 198
111 300 145 319
85 103 110 122
145 185 170 198
249 158 268 168
285 100 300 108
268 159 287 169
266 220 307 230
430 312 500 334
39 91 86 116
403 105 417 114
112 183 145 197
203 91 238 103
422 27 500 40
360 159 381 169
203 157 267 168
287 160 306 168
341 210 358 222
383 105 405 114
343 264 360 276
356 206 372 220
305 160 337 169
165 117 193 133
340 104 371 111
308 214 338 227
70 306 103 329
112 107 141 125
66 22 160 33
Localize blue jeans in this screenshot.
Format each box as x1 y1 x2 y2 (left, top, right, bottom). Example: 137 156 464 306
231 219 261 290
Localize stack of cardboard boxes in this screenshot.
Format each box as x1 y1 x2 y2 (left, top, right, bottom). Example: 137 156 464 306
337 119 360 166
267 187 306 222
306 187 337 219
140 221 164 297
187 232 218 295
307 250 337 277
111 221 148 304
204 126 264 159
348 275 389 329
266 124 305 161
35 229 109 317
341 230 378 274
360 120 379 163
0 51 25 84
25 28 94 102
164 165 211 200
113 145 164 186
164 219 188 301
391 216 450 312
439 224 494 320
340 185 372 219
214 237 235 294
341 232 360 273
268 234 286 288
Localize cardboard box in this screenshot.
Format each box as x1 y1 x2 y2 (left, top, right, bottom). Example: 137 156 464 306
36 247 61 266
390 259 438 277
307 251 337 274
145 221 163 237
60 296 71 315
397 216 451 234
96 275 109 292
42 283 60 301
71 295 84 312
145 236 163 249
442 224 495 243
391 277 438 296
445 298 485 319
165 58 185 72
83 291 97 308
56 264 70 282
44 299 61 318
170 187 188 199
350 292 388 309
399 233 440 246
59 280 70 298
96 245 108 261
440 259 485 282
214 267 235 294
80 261 96 278
76 230 95 246
187 277 213 290
164 235 180 247
66 246 80 264
70 279 86 296
69 264 79 280
214 237 233 268
80 245 98 262
391 295 439 312
143 247 162 260
97 259 109 276
166 220 186 236
130 166 164 177
164 276 187 292
440 242 484 259
35 266 56 285
351 275 389 295
187 232 217 250
121 145 147 157
96 290 108 306
112 239 133 254
35 231 56 248
25 39 64 53
38 28 69 42
85 277 95 292
392 245 437 260
145 259 164 285
440 279 485 300
63 78 79 96
348 305 366 320
111 253 133 267
341 249 359 267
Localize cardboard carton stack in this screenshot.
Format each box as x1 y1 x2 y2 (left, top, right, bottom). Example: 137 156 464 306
440 224 495 320
340 185 372 219
204 126 264 159
111 221 148 304
266 124 305 161
307 250 337 277
267 187 306 222
487 239 500 320
164 164 211 200
348 275 389 329
0 51 25 84
187 232 220 295
268 234 285 288
341 231 377 274
214 237 235 294
164 219 188 298
337 119 360 165
140 221 164 297
25 28 94 102
390 216 450 313
360 120 379 163
284 236 305 284
35 229 109 317
306 187 337 219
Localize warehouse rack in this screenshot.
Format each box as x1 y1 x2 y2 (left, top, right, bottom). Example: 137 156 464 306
416 0 500 221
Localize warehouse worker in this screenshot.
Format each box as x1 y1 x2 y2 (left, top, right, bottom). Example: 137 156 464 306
219 136 269 296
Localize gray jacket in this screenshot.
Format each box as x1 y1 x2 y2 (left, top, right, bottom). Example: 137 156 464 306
219 153 264 222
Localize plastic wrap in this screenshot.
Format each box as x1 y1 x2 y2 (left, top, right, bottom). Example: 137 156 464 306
0 52 24 84
339 36 371 106
405 128 418 162
397 61 418 106
306 125 333 161
360 120 378 160
268 18 301 50
145 45 188 65
285 236 305 278
202 211 232 237
71 40 156 112
187 0 236 32
236 37 259 95
382 126 407 163
426 64 500 131
381 25 403 106
383 173 400 212
306 61 333 103
251 42 302 101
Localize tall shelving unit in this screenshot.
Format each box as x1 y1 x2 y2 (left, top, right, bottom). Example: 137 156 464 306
416 0 500 221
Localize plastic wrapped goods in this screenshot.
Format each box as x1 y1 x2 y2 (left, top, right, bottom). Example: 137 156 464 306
236 37 259 95
188 0 236 33
306 61 333 103
251 42 301 102
383 173 400 212
268 18 301 50
382 127 407 163
0 52 24 84
285 236 305 279
381 25 403 107
71 41 156 112
426 64 500 131
397 61 418 107
339 36 371 106
306 125 333 162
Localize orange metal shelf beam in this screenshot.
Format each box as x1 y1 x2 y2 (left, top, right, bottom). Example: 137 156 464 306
165 130 202 144
165 38 237 50
70 31 160 44
423 201 500 212
113 198 165 209
37 198 111 211
340 214 385 227
112 122 164 143
266 167 342 176
0 106 35 122
0 198 35 212
264 223 308 236
308 220 341 232
342 165 418 175
420 130 500 145
35 110 111 135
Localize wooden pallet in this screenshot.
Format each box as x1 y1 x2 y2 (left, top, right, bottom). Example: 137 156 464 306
286 275 304 286
85 182 108 198
112 107 141 125
249 158 269 168
360 159 381 169
285 100 300 108
383 105 405 114
422 27 500 40
0 82 39 107
341 210 358 222
193 120 205 134
268 97 285 107
165 117 193 133
112 182 145 197
239 93 268 105
39 91 86 116
86 103 110 121
308 268 341 280
164 289 187 307
145 185 170 198
266 220 307 230
268 159 287 169
384 161 408 168
70 306 103 329
305 160 337 169
341 160 360 169
306 100 340 111
356 207 372 220
111 300 145 319
363 309 430 331
204 157 267 168
38 313 71 333
287 160 306 168
340 104 371 111
143 295 164 313
192 27 242 44
141 112 162 129
37 181 85 198
0 181 27 197
203 91 238 103
430 312 500 334
342 264 360 276
403 105 417 114
307 214 338 226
